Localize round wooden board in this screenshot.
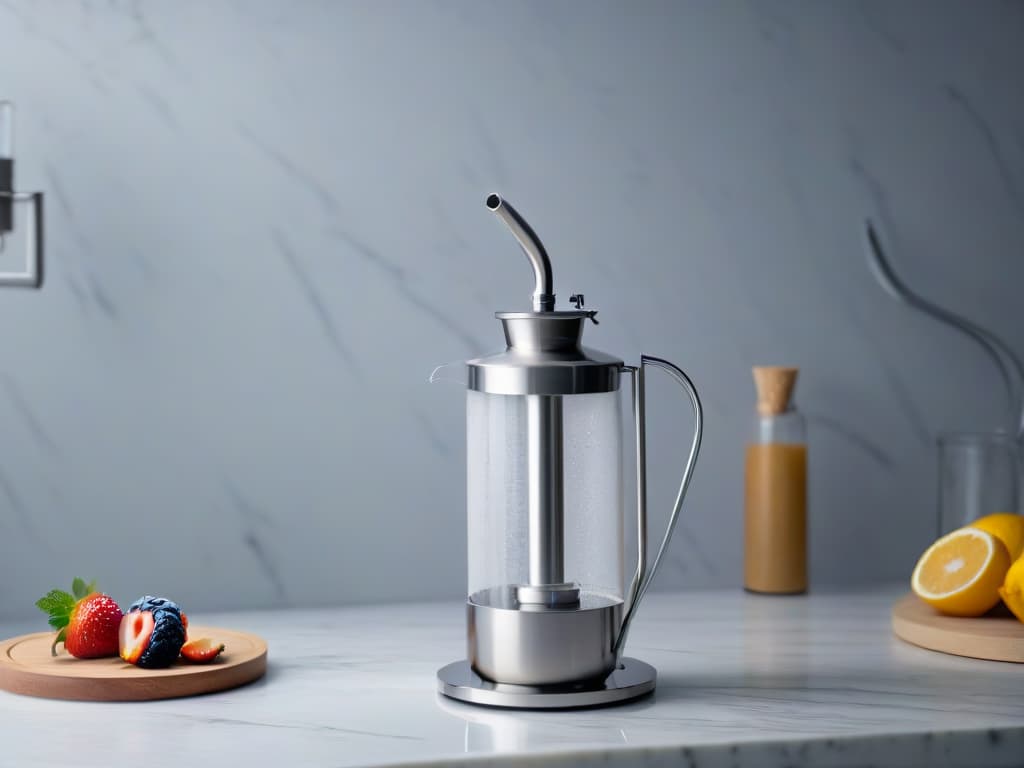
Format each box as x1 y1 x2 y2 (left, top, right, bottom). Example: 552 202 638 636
0 626 267 701
891 593 1024 663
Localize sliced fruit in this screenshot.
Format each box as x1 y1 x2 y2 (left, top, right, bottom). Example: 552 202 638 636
912 528 1011 616
999 556 1024 623
119 610 155 664
119 609 186 668
124 596 190 663
970 513 1024 561
35 578 123 659
180 637 226 664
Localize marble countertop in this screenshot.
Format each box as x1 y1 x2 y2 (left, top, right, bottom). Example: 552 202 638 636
2 586 1023 767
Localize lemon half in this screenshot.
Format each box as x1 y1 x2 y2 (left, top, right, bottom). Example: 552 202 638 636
911 528 1010 616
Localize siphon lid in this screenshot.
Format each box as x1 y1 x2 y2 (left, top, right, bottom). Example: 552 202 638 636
467 312 623 395
470 194 623 395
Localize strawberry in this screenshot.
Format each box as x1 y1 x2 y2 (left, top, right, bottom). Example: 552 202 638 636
119 611 155 664
180 637 225 664
35 578 123 658
126 596 187 636
119 609 186 668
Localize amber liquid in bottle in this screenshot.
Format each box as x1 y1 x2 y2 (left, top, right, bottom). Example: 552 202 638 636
744 367 807 594
745 443 807 593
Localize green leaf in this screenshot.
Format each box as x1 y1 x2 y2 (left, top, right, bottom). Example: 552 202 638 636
35 589 75 618
36 589 75 636
71 578 87 600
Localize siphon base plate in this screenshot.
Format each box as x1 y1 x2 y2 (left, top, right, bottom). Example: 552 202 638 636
436 657 656 709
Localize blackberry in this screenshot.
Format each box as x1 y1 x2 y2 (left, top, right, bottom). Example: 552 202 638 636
120 597 188 668
137 609 185 669
128 595 182 619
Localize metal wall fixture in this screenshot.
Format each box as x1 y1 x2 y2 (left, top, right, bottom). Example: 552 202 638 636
864 219 1024 532
0 102 44 289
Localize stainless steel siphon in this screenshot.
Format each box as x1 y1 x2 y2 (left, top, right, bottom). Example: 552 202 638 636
436 194 703 709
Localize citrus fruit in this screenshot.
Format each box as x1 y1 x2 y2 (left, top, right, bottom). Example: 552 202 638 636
998 556 1024 624
911 528 1010 616
970 512 1024 561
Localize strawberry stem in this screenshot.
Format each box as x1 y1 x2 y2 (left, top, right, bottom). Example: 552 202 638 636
50 627 66 657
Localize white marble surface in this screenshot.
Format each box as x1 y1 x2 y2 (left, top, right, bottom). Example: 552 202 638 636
1 587 1022 767
1 1 1024 618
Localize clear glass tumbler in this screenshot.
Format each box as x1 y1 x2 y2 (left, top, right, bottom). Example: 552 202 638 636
937 432 1020 536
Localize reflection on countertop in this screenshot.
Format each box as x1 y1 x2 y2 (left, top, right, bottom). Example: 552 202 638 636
1 587 1023 766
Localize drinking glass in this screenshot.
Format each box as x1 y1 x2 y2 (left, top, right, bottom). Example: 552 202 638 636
937 432 1020 536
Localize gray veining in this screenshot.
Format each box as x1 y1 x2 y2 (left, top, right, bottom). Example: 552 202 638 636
1 588 1023 767
0 1 1021 618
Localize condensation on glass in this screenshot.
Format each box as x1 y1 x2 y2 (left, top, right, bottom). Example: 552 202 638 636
466 389 624 604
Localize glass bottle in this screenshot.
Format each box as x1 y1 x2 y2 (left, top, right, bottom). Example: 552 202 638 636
744 366 807 594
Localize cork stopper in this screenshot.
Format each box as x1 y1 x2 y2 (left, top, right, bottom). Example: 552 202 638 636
753 366 798 416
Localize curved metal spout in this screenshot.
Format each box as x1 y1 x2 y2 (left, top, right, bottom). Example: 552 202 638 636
486 194 555 312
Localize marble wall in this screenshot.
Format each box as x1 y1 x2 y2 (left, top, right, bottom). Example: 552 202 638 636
0 0 1021 619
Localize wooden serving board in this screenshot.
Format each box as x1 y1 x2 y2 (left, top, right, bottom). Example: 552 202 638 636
0 625 267 701
891 593 1024 663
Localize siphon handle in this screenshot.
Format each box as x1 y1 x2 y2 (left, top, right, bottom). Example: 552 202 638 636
614 355 703 660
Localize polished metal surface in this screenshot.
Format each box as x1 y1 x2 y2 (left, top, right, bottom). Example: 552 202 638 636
527 394 564 586
499 311 595 351
0 190 44 288
486 194 555 312
468 213 618 395
456 193 705 706
0 100 11 237
614 355 704 659
514 583 580 607
0 102 11 159
467 346 622 395
866 220 1024 441
622 364 647 639
467 313 622 396
0 158 12 234
437 657 656 709
468 590 621 686
0 103 44 289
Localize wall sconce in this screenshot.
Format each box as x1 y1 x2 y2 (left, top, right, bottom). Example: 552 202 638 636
0 102 44 289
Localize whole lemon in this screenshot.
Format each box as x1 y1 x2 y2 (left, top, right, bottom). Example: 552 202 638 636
999 556 1024 624
970 513 1024 561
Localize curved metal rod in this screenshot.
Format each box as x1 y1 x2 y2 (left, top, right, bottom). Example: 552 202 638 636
614 355 703 659
621 364 646 638
865 219 1024 440
0 101 13 157
486 194 555 312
